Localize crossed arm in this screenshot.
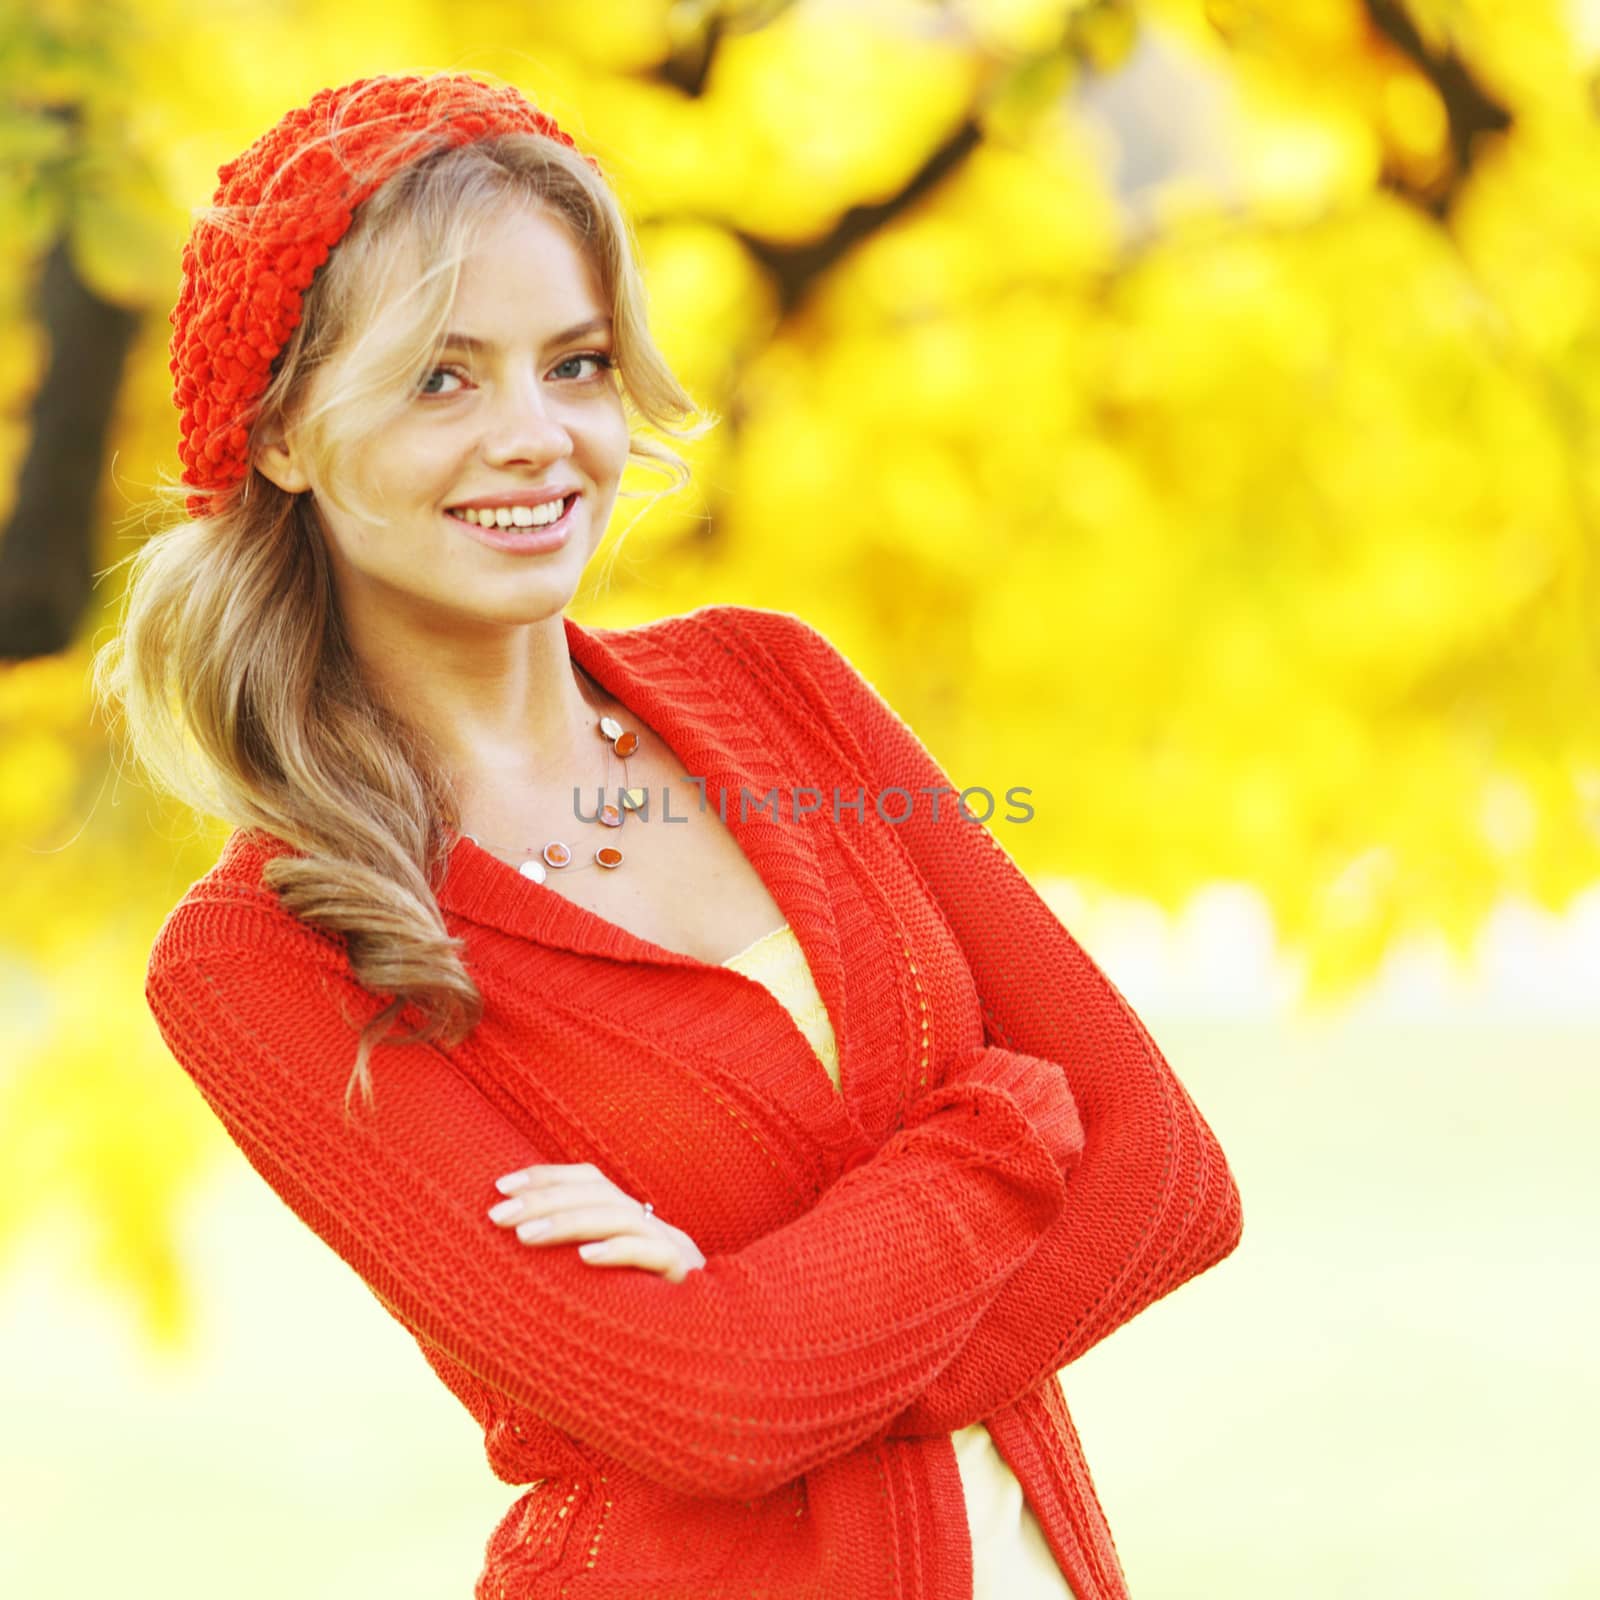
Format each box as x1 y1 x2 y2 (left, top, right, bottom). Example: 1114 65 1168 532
147 885 1082 1503
741 607 1245 1437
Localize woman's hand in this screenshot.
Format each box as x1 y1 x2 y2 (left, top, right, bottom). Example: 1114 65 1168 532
487 1163 706 1283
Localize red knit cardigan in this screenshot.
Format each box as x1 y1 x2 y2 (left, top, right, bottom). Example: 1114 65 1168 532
144 603 1243 1599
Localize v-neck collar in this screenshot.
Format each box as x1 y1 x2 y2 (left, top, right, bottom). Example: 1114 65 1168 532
434 608 850 1051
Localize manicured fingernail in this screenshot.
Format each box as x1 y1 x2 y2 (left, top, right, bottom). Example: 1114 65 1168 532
517 1218 550 1240
578 1241 609 1259
496 1174 526 1194
487 1199 519 1222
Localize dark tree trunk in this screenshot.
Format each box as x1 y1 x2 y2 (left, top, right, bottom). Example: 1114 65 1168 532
0 230 142 659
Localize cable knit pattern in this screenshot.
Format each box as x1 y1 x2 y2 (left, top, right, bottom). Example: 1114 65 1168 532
726 924 1077 1599
168 72 598 517
144 602 1243 1598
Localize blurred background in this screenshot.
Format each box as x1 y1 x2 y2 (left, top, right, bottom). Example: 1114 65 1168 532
3 0 1598 1594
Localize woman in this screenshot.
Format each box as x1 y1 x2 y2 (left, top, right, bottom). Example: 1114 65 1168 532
95 72 1243 1599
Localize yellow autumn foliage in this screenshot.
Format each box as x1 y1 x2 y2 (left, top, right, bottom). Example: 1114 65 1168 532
0 0 1596 1344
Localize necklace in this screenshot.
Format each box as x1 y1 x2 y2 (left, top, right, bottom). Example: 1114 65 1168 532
458 661 647 882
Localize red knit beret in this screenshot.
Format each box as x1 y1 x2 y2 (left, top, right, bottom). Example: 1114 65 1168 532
168 72 600 519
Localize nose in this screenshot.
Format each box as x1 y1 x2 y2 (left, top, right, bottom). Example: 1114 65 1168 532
479 371 574 469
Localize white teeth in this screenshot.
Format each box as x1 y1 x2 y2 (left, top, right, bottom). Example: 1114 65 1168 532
451 498 568 528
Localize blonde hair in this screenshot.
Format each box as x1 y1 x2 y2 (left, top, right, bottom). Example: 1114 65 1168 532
94 118 717 1115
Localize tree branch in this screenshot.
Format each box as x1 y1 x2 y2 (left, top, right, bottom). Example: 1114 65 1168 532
1360 0 1513 219
651 0 802 98
734 118 985 319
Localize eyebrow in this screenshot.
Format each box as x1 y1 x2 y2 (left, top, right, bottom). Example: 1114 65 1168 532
439 316 613 354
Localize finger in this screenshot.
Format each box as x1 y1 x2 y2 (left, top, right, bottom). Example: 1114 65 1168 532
494 1163 599 1196
514 1204 654 1246
577 1234 683 1280
488 1179 628 1227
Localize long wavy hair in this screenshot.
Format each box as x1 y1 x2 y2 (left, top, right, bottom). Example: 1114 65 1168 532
93 119 717 1114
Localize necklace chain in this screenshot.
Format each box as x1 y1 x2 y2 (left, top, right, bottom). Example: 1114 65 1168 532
457 660 643 883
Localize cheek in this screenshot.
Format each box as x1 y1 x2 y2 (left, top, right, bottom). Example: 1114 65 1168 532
313 456 441 574
334 431 444 519
599 404 632 474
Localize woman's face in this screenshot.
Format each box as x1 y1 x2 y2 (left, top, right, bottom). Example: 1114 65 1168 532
265 202 631 639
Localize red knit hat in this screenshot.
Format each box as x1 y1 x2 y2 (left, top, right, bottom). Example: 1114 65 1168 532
168 72 601 519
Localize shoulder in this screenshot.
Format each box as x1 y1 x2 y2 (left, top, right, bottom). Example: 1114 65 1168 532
611 603 849 676
585 603 861 720
595 602 830 655
147 828 349 988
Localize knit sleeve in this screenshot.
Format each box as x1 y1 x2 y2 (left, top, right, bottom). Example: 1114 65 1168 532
145 892 1078 1502
755 609 1245 1437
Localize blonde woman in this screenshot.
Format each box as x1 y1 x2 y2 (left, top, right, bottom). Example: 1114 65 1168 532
96 72 1242 1599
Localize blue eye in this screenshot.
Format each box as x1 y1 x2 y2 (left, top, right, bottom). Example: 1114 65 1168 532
418 364 467 397
553 352 615 381
416 352 614 396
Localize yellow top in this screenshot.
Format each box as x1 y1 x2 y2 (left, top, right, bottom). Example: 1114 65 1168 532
723 923 1078 1599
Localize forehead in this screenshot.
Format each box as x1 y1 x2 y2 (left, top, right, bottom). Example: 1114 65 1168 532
457 203 601 288
443 204 606 325
461 199 582 251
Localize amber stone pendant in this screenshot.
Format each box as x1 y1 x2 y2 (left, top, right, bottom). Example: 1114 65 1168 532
619 787 646 811
542 841 572 868
595 846 623 869
599 804 622 828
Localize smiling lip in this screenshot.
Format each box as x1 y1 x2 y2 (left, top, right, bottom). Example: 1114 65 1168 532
445 493 578 553
447 485 578 510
